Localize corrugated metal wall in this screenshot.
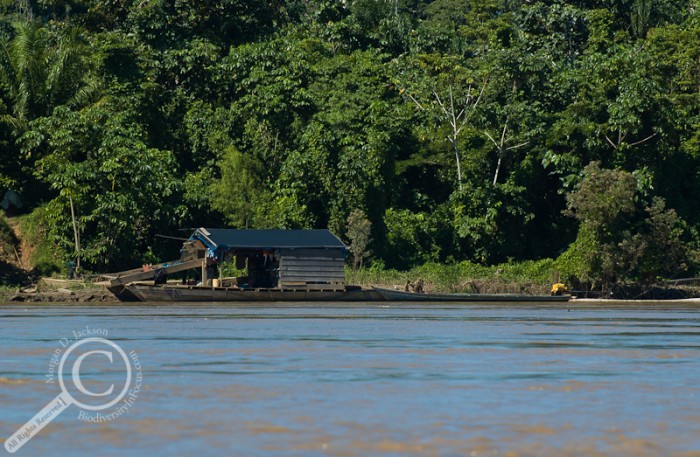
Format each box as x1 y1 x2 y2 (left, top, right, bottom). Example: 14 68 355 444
278 249 345 289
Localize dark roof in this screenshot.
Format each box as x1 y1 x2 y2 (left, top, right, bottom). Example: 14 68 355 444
191 228 347 250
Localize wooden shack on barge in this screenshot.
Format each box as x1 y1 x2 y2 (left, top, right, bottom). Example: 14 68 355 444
106 228 349 300
185 228 348 290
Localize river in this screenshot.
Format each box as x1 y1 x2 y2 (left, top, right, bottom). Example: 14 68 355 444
1 303 699 456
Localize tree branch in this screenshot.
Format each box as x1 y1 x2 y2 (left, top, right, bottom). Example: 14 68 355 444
499 123 508 148
506 141 529 151
605 134 618 149
407 93 425 111
628 132 658 147
484 131 499 149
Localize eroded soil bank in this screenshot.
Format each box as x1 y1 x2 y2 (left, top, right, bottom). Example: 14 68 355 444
1 286 117 303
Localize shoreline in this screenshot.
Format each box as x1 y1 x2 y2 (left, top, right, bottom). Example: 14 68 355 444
0 286 117 303
569 297 700 306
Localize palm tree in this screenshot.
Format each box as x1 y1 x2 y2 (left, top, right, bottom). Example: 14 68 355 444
0 20 94 132
0 20 98 218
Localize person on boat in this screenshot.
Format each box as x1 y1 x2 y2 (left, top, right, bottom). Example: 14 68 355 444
154 269 167 285
263 250 274 268
260 250 277 287
414 278 425 293
66 260 77 279
551 283 568 296
206 256 219 286
404 280 414 292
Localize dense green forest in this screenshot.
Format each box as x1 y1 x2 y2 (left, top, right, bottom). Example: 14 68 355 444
1 0 700 290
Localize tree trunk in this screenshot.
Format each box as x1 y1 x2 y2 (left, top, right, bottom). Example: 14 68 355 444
69 195 80 272
451 138 462 190
493 155 502 185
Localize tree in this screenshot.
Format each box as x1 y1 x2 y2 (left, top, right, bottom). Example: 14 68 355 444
561 162 690 290
565 162 637 233
24 104 182 270
0 20 95 200
274 48 401 239
346 209 372 268
485 122 528 185
0 21 91 130
634 197 688 283
0 0 699 279
209 146 268 229
401 58 487 191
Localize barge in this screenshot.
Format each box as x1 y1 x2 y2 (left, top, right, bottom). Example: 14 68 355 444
104 228 569 303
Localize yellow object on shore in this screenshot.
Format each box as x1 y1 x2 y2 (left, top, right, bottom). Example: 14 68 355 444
551 283 567 295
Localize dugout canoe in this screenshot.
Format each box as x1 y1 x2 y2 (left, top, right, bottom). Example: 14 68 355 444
371 286 571 303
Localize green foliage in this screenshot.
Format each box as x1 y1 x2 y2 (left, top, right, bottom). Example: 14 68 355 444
0 20 96 200
565 162 637 234
555 224 603 287
0 0 699 287
346 258 557 293
384 208 446 267
346 208 372 268
634 197 688 283
559 163 691 290
15 207 63 275
0 214 17 260
25 103 183 270
210 146 268 229
0 21 92 128
218 260 247 279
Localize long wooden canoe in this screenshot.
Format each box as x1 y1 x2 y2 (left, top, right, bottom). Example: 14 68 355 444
371 286 571 303
122 283 569 303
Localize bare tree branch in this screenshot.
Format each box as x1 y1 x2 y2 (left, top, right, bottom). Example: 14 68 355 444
507 141 529 151
486 122 529 185
606 131 657 149
404 79 489 190
407 93 425 111
628 132 657 147
605 134 618 149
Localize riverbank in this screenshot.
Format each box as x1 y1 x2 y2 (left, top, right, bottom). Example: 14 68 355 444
0 274 117 303
0 285 117 303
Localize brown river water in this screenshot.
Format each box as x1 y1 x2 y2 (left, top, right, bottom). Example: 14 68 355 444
0 302 699 456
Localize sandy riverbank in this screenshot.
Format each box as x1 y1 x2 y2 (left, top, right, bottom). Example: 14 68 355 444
0 286 118 303
569 297 700 306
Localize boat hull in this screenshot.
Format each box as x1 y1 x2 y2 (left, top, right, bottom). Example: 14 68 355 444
371 286 571 303
122 284 570 303
126 284 382 302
